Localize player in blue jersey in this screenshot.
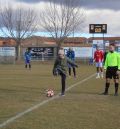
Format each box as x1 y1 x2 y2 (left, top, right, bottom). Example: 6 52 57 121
24 48 31 69
66 48 76 77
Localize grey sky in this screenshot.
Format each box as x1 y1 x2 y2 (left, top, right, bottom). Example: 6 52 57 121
16 0 120 10
1 0 120 36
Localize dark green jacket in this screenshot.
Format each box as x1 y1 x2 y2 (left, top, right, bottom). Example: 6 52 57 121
53 56 78 75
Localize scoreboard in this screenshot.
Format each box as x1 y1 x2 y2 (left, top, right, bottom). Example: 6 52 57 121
89 24 107 33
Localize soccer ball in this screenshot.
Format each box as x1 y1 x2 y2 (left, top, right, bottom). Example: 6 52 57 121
46 89 54 97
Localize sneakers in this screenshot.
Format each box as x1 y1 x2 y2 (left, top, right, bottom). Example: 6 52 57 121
59 93 65 96
74 75 77 78
96 75 104 79
96 75 100 79
101 92 119 96
96 72 104 79
61 94 65 96
101 74 104 78
101 92 108 95
114 93 118 96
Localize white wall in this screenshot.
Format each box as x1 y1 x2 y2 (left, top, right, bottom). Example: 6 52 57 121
0 47 15 56
64 47 92 58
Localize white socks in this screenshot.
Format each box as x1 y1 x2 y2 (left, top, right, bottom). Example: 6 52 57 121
101 72 104 78
96 73 100 78
96 72 103 78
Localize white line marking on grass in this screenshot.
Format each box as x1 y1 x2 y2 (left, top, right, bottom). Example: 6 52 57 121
66 73 96 91
0 73 95 128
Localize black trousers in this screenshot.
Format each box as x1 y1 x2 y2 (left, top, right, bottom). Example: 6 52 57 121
25 63 31 69
60 73 66 94
69 67 76 76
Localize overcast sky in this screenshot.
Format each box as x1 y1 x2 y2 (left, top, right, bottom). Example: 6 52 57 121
1 0 120 37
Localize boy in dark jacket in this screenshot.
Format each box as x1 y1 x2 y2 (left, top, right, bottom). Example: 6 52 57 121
53 49 78 96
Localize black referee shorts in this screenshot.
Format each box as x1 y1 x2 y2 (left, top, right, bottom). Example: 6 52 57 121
106 66 119 79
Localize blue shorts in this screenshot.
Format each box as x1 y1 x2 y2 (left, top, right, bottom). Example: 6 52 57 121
25 60 30 64
96 62 103 67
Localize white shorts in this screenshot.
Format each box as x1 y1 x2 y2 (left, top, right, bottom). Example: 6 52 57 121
96 62 103 67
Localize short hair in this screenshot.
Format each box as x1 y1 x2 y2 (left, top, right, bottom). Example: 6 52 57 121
58 49 64 55
96 45 100 48
69 47 73 50
59 47 64 50
109 43 115 47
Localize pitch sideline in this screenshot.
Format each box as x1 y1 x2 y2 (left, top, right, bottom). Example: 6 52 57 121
0 73 95 128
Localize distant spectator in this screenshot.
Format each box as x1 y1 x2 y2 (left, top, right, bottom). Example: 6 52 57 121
24 48 31 69
66 47 76 78
89 58 93 65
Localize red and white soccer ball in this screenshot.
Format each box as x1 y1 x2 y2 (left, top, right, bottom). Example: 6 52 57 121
46 89 54 97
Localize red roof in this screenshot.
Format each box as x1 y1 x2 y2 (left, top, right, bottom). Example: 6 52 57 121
0 37 16 47
0 36 120 47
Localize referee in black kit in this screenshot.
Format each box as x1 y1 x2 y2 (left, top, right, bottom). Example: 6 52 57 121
102 43 120 96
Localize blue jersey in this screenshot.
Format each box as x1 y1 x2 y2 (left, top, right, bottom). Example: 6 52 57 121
24 51 31 61
66 50 75 61
66 50 75 68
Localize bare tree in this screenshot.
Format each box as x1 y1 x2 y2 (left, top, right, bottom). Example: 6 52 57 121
39 0 85 50
0 5 37 60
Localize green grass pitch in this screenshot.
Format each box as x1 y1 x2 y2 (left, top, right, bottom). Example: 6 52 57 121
0 63 120 129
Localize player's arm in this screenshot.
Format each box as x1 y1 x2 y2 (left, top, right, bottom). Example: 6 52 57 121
117 53 120 70
24 52 26 60
67 57 78 67
73 51 75 60
53 59 58 69
29 53 32 60
53 59 59 75
66 51 69 57
93 51 96 62
101 51 104 62
117 53 120 74
104 54 108 71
